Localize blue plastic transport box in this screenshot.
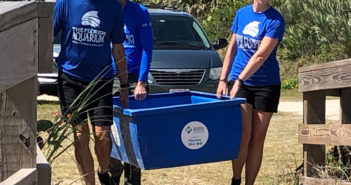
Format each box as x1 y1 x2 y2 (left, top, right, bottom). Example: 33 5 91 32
111 91 245 170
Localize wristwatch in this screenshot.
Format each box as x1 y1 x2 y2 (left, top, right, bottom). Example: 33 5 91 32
120 83 129 89
237 78 244 85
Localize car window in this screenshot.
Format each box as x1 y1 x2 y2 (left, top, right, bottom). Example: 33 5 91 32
192 22 211 48
151 15 211 50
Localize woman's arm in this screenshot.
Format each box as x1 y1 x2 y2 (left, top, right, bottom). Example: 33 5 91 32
216 33 237 98
238 37 278 81
229 36 279 99
220 33 238 81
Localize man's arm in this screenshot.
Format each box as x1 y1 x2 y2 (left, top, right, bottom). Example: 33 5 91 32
134 9 153 100
137 21 153 83
112 44 129 107
112 44 128 84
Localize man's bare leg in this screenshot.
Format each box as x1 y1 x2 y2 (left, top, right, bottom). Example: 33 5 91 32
73 122 95 185
93 125 112 173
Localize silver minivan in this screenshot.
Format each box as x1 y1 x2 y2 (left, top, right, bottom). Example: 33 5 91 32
38 8 227 95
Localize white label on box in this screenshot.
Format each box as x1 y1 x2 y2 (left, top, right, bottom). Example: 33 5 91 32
181 121 209 150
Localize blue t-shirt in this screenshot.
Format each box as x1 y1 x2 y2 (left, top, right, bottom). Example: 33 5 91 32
229 5 285 86
113 0 153 82
54 0 125 82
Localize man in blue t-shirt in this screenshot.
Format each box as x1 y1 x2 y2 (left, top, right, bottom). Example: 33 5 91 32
54 0 128 184
109 0 153 185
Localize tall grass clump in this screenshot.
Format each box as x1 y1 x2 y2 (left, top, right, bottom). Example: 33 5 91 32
39 65 120 163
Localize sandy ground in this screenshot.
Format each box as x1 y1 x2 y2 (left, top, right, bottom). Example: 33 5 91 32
37 94 341 121
37 94 59 102
278 99 340 121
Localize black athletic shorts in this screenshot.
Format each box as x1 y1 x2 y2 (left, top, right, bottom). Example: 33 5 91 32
228 82 281 113
58 71 113 126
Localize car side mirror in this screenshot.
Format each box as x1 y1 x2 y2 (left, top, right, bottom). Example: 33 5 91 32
213 38 228 50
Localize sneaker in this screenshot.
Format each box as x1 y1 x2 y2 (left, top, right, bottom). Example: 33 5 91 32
98 172 111 185
231 178 241 185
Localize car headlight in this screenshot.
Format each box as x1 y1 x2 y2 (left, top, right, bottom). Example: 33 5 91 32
209 67 222 80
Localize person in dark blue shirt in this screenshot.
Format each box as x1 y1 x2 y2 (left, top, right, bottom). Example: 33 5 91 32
109 0 153 185
112 0 153 100
216 0 285 184
54 0 128 184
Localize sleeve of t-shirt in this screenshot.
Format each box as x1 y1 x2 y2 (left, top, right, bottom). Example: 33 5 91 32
53 0 64 36
265 17 285 40
231 12 240 34
138 8 153 82
111 4 126 44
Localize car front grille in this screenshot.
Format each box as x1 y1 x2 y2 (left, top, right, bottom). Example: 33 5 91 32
150 69 205 85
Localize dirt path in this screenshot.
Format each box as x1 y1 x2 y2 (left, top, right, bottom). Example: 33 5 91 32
279 99 340 121
37 94 59 101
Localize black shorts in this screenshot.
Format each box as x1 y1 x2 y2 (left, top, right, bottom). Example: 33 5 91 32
228 82 281 113
58 71 113 126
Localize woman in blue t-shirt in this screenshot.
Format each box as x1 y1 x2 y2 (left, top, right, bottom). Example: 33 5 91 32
216 0 285 184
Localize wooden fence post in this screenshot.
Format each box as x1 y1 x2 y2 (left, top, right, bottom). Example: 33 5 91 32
0 2 53 184
303 91 326 177
298 59 351 184
340 88 351 124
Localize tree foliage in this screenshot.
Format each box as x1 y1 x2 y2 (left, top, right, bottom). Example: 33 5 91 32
136 0 251 41
276 0 351 61
136 0 351 81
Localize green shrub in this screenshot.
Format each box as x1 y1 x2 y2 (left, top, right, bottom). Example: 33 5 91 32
276 0 351 61
281 77 299 90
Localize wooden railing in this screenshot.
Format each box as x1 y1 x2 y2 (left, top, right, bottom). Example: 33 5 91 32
0 2 53 184
298 59 351 185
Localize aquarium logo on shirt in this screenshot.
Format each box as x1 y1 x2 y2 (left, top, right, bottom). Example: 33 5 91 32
82 11 100 28
72 11 106 47
236 21 261 52
124 25 135 46
125 34 135 45
141 22 152 28
243 21 260 37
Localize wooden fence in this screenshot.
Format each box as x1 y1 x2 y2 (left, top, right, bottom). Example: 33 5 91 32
0 2 53 184
298 59 351 184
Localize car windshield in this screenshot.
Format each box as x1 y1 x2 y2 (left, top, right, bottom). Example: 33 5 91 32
152 15 211 50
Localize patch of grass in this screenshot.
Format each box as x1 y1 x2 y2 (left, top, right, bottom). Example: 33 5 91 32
280 89 302 102
280 89 340 102
37 100 60 121
309 146 351 183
